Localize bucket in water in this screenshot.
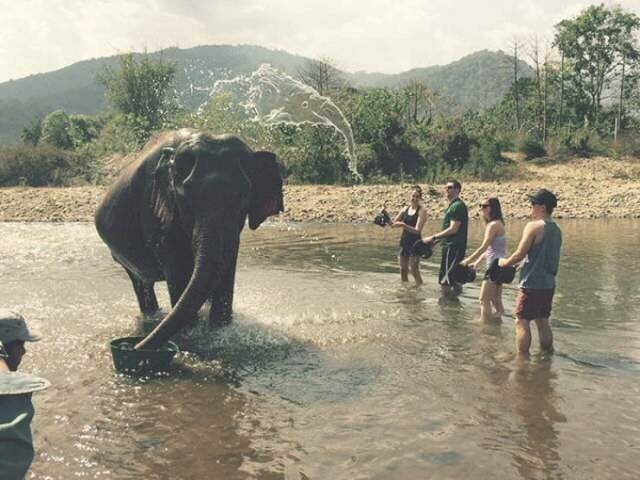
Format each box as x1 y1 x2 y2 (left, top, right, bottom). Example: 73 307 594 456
110 336 179 375
373 208 391 227
412 239 434 259
450 264 477 284
486 258 517 284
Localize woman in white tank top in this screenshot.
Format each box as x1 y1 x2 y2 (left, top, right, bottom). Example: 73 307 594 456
460 198 507 322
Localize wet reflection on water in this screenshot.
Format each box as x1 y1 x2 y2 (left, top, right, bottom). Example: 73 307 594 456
1 220 638 479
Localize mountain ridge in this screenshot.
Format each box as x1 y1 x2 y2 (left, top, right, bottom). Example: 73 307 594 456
0 45 533 143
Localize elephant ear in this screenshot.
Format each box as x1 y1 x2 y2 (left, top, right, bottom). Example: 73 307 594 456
152 147 177 230
248 151 284 230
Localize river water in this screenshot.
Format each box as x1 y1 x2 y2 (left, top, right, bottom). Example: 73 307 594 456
2 220 639 479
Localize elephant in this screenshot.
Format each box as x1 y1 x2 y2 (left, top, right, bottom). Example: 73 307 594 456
95 129 283 350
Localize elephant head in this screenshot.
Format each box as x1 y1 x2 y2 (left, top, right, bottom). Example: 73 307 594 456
243 150 284 230
135 132 283 349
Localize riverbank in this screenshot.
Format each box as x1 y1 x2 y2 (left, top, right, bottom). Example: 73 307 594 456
1 157 639 222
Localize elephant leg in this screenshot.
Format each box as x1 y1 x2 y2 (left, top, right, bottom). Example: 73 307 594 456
209 237 239 327
125 268 159 315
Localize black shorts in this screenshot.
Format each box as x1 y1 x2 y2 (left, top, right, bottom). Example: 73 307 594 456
483 270 500 284
439 247 465 285
398 234 420 258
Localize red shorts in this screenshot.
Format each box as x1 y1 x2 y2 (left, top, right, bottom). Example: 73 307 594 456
515 288 555 320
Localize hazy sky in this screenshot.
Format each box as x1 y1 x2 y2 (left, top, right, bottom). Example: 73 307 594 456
0 0 638 83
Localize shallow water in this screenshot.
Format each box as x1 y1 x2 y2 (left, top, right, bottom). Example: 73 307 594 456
2 220 639 480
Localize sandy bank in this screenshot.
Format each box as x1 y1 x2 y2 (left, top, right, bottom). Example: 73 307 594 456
1 157 639 223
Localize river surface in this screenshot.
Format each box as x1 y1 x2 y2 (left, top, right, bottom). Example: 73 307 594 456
2 220 639 480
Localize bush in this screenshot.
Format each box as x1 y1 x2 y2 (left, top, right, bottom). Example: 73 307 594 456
78 113 145 159
433 121 475 169
68 114 103 149
518 136 546 159
287 127 350 184
41 110 73 150
611 134 640 158
0 144 95 186
466 139 507 180
562 127 607 157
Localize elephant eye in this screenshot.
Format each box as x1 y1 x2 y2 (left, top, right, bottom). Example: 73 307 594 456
173 152 196 180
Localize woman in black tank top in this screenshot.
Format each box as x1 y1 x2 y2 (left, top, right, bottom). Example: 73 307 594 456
392 186 427 285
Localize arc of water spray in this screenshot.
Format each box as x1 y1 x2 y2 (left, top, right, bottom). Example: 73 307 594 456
202 64 359 177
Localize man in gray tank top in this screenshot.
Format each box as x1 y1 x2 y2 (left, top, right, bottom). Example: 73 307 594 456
498 189 562 354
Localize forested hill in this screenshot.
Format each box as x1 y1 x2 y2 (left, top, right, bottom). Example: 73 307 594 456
349 50 534 110
0 45 531 143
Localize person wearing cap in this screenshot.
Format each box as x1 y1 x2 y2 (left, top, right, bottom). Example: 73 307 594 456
422 179 469 295
498 189 562 354
0 310 49 479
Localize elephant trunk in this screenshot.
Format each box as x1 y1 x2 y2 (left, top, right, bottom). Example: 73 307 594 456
135 219 233 350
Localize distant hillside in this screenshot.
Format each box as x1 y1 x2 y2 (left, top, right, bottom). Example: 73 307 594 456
0 45 531 144
0 45 311 143
348 50 534 110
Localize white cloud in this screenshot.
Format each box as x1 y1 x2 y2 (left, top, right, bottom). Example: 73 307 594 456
0 0 638 82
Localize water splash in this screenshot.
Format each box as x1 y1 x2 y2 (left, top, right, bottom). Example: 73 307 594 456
203 64 358 174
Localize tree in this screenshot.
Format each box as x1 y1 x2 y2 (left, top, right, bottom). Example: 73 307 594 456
289 127 349 184
96 53 177 134
401 80 438 125
68 114 103 149
526 36 555 141
297 57 345 97
554 4 640 127
508 37 523 132
40 110 73 149
21 117 42 146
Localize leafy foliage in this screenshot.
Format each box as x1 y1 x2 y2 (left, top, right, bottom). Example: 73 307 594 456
288 128 350 184
3 5 640 188
0 144 94 186
96 53 177 136
554 4 640 125
41 110 73 149
21 117 42 146
0 47 532 144
518 136 546 159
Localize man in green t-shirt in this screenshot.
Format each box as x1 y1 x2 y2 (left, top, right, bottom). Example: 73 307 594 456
422 180 469 295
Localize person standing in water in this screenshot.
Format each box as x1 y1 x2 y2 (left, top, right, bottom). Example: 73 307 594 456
422 180 468 295
460 197 507 321
0 310 49 479
392 185 427 285
499 189 562 354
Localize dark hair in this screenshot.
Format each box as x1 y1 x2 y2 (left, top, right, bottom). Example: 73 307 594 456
447 179 462 191
412 185 423 199
4 340 23 354
485 197 504 223
3 340 23 363
529 189 557 215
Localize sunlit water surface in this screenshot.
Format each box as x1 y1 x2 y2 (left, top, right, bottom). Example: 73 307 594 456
2 220 639 480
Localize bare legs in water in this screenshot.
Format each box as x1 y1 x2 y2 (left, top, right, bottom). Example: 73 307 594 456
399 255 423 286
479 280 504 322
515 316 554 354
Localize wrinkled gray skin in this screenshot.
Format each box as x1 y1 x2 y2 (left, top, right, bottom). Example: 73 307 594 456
95 129 283 349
